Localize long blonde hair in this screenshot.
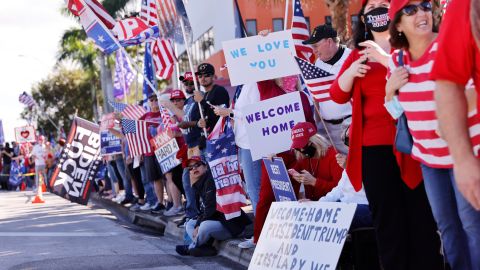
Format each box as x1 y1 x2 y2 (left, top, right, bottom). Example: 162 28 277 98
294 134 331 160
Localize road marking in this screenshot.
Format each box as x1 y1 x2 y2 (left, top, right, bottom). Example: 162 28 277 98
0 232 119 237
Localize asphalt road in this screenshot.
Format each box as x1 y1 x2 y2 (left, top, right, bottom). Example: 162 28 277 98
0 191 246 270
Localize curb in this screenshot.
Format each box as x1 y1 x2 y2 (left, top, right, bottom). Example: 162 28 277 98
90 193 254 267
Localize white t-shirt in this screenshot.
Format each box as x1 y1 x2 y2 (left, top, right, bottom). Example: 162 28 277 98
232 82 261 149
319 170 369 204
31 144 46 166
315 47 353 120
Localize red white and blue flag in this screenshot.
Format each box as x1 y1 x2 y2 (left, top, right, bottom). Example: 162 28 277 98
121 119 152 157
140 0 160 27
113 49 135 99
19 91 36 108
291 0 315 63
66 0 116 29
151 38 175 80
109 101 147 120
206 119 247 220
295 56 336 102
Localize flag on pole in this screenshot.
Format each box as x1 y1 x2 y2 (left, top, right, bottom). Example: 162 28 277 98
151 38 175 80
121 119 152 157
294 56 336 102
291 0 315 63
171 0 192 44
157 0 178 38
19 91 36 107
66 0 116 29
140 0 159 27
143 42 157 102
109 101 147 120
117 26 160 47
113 49 135 99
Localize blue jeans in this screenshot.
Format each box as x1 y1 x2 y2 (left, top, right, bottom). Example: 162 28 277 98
106 161 118 196
140 163 158 206
421 164 480 270
182 168 198 219
185 219 232 249
238 147 261 215
115 156 133 200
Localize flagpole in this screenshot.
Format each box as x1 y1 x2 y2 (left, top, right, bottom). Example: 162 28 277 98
284 0 290 30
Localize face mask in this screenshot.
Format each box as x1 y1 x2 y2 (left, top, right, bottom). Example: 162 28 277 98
364 7 390 33
300 144 317 158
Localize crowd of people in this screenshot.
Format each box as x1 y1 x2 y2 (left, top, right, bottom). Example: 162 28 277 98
3 0 480 268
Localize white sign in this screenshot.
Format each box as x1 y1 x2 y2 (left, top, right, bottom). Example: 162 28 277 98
14 125 36 143
249 201 357 270
153 131 181 173
242 92 305 161
222 30 300 86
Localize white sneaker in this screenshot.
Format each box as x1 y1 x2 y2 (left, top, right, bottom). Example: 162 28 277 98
238 238 256 249
113 194 125 204
163 207 184 217
139 202 152 211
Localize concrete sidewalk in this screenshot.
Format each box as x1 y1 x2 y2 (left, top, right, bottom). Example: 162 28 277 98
90 193 255 267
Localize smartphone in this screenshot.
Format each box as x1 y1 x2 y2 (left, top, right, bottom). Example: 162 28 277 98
288 169 300 176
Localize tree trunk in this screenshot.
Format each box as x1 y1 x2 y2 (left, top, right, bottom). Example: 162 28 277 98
324 0 351 43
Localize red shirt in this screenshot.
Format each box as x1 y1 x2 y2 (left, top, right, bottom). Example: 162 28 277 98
431 0 480 112
331 49 422 191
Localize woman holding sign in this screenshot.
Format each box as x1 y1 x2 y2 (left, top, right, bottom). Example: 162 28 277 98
329 0 442 268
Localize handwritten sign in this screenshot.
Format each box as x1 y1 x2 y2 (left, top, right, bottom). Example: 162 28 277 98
152 131 181 173
100 131 122 156
242 92 305 161
14 125 36 143
222 30 300 86
249 201 357 270
263 158 296 201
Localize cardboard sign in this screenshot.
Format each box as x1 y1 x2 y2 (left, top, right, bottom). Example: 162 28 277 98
263 158 296 202
100 131 122 156
0 119 4 144
14 125 36 143
152 131 181 173
100 113 120 131
250 201 357 270
242 92 305 161
222 30 300 86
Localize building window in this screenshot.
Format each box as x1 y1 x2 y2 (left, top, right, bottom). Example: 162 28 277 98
325 16 332 26
246 19 257 36
178 28 215 75
351 15 359 31
272 18 284 32
305 17 311 32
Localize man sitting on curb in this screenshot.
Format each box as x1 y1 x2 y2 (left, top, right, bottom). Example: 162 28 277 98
176 156 251 257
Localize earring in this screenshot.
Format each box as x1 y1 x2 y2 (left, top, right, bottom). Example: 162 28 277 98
398 32 403 36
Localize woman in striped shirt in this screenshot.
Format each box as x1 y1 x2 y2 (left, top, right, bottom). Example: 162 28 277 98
386 0 480 268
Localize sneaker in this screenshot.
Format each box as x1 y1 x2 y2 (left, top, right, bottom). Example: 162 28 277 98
175 245 190 256
150 202 166 214
139 202 152 211
189 245 217 257
113 194 125 204
165 201 174 211
176 216 188 228
120 197 136 205
129 203 143 212
238 238 256 249
163 207 184 217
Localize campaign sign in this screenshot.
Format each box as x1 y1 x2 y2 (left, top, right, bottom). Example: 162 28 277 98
242 92 305 161
249 201 357 270
14 125 36 143
222 30 300 86
50 117 102 205
152 131 181 173
100 113 120 131
0 119 4 144
100 131 122 156
263 158 296 202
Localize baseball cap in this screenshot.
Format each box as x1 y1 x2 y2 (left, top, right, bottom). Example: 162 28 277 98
179 71 194 82
170 90 186 100
388 0 424 20
195 63 215 75
302 24 338 45
187 156 206 165
290 122 317 149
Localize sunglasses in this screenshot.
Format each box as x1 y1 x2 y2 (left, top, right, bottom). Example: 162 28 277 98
149 98 158 102
402 1 432 16
188 163 203 171
294 143 312 155
197 73 213 79
171 98 184 103
183 81 194 86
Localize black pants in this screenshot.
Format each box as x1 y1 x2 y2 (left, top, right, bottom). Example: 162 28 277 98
362 146 443 270
127 163 144 200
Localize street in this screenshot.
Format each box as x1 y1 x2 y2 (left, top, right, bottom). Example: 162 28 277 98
0 191 247 270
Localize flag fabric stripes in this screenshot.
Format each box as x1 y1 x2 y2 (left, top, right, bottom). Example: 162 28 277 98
291 0 315 63
121 119 152 157
66 0 116 29
140 0 159 27
18 92 36 107
158 0 177 37
294 56 336 102
151 38 175 80
159 105 173 129
109 101 147 120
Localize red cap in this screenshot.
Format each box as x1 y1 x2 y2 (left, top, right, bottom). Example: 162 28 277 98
170 90 186 100
291 122 317 149
388 0 409 20
187 156 206 165
179 72 194 82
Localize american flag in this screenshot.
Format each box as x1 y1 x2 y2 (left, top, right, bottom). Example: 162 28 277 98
295 56 336 102
140 0 159 27
159 105 173 130
66 0 116 29
157 0 177 38
291 0 315 63
151 38 175 80
109 101 147 120
121 119 152 157
19 92 36 107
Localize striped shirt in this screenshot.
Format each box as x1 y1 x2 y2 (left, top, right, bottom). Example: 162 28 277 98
388 41 480 168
